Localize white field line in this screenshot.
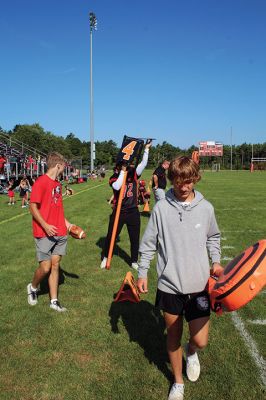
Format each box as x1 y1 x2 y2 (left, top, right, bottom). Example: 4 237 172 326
231 312 266 387
222 245 235 249
0 212 30 226
247 320 266 325
219 208 265 211
221 230 266 234
0 183 106 226
221 257 232 261
221 237 227 241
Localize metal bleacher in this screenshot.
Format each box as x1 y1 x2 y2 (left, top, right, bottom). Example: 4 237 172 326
0 132 47 181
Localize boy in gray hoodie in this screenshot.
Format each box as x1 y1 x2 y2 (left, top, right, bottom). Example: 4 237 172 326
137 156 223 400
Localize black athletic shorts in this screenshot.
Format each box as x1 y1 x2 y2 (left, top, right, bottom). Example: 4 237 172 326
155 288 210 322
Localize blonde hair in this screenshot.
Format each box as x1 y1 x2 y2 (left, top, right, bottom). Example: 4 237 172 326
168 156 201 184
46 152 65 169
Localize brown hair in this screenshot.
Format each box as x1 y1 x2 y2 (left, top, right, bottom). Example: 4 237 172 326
46 152 65 169
168 156 201 184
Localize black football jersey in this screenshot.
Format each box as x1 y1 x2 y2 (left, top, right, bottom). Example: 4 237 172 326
109 170 139 212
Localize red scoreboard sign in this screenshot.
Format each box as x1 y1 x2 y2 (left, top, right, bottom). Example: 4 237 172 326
199 141 223 157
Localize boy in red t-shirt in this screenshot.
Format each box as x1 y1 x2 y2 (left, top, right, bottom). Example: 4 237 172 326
27 152 71 312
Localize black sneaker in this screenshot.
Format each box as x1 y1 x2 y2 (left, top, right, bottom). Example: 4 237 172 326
27 283 38 306
50 300 67 312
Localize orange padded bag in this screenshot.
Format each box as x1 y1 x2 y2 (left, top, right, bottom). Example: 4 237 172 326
210 240 266 314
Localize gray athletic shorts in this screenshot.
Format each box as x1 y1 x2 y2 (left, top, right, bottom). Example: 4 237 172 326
34 236 68 262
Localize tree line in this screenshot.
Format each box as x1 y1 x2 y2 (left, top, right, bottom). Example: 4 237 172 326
1 124 266 170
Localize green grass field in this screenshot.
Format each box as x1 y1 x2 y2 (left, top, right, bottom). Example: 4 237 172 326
0 171 265 400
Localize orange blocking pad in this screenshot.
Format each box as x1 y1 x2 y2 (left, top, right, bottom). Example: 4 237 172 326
210 240 266 314
114 271 141 303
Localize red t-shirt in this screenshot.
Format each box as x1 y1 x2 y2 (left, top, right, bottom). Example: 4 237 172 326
0 157 5 168
30 174 67 238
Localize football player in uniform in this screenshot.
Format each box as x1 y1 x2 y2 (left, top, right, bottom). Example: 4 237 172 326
100 141 152 270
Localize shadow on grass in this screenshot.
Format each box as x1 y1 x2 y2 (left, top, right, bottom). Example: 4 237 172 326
139 211 151 218
109 300 172 382
39 267 79 295
96 236 131 265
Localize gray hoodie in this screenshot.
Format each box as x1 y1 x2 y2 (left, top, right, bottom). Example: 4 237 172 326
138 189 221 294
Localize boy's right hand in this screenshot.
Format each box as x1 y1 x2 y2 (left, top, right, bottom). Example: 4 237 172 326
137 278 148 294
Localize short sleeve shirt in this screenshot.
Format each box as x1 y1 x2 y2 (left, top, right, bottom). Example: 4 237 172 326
30 174 67 238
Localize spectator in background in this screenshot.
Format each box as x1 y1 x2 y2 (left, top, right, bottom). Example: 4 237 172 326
5 157 11 176
0 154 6 174
19 177 30 208
63 184 74 196
7 178 15 205
152 160 170 202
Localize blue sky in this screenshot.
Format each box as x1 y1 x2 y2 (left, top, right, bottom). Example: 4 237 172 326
1 0 266 148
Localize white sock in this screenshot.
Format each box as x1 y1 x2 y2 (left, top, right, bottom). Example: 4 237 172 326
51 298 58 303
31 285 38 292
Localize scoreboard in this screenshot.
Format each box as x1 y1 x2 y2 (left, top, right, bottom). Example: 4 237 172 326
199 141 223 157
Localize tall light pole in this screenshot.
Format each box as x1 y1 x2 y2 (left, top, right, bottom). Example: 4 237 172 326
89 12 97 172
230 126 233 170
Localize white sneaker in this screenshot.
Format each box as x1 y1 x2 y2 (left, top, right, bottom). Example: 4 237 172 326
27 283 38 306
168 383 184 400
50 300 67 312
185 343 200 382
100 257 107 269
131 262 139 271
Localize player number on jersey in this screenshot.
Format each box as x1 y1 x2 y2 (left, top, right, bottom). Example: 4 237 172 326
121 141 137 161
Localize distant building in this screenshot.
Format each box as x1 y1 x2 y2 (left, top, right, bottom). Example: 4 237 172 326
199 141 223 157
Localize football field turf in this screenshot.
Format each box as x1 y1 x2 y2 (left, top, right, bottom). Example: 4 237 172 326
0 170 265 400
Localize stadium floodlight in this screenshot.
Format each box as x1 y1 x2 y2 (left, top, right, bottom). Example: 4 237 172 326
90 12 97 31
89 12 97 172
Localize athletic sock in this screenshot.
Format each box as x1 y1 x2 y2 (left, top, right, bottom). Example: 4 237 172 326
50 298 58 303
31 285 38 292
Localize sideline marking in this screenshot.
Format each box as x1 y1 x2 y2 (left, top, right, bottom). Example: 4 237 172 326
219 208 264 211
221 256 232 261
0 212 30 226
247 319 266 326
222 230 266 234
231 312 266 387
222 245 235 249
0 183 106 226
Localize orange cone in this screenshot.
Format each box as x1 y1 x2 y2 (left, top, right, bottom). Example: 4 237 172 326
114 271 140 303
143 201 150 212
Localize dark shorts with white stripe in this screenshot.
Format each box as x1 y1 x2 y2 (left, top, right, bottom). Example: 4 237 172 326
155 288 210 322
